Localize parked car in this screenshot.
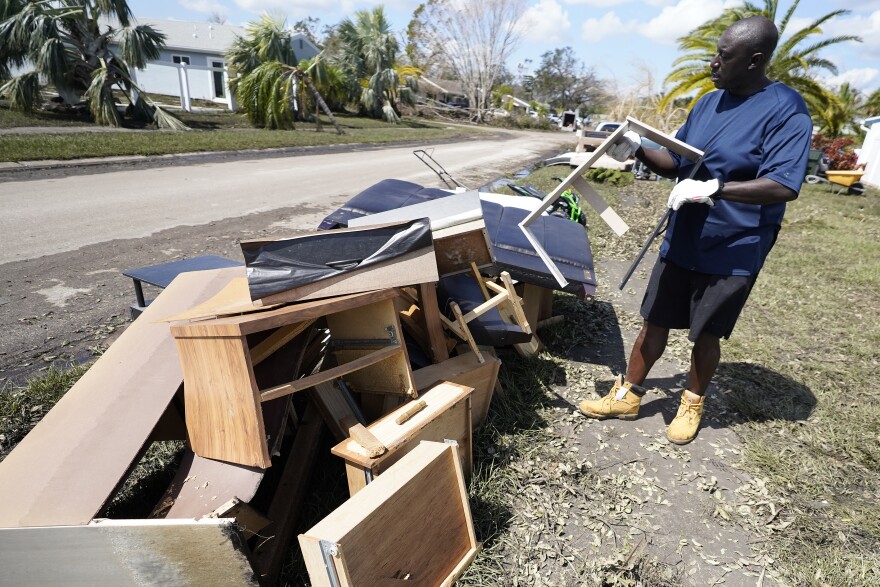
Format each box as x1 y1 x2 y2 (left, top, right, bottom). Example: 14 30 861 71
578 121 624 151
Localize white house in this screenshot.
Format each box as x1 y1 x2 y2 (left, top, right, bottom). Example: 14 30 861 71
858 115 880 188
118 18 320 109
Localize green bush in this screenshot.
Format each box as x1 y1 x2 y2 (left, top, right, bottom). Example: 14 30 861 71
586 167 632 186
488 115 557 131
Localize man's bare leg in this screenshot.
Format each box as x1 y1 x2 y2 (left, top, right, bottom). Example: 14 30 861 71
625 321 669 386
687 332 721 397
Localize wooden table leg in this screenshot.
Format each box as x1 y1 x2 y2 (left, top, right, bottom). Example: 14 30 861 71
419 282 449 363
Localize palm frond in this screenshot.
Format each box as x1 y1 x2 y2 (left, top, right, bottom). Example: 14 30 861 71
85 62 122 126
116 24 165 69
93 0 132 27
0 71 41 112
35 37 69 89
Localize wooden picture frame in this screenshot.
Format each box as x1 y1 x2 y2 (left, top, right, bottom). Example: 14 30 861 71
518 116 704 288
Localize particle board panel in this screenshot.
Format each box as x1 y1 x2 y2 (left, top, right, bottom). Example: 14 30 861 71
331 349 413 396
325 297 416 397
256 247 439 305
332 382 473 496
412 353 501 428
0 267 239 528
434 227 494 276
171 289 400 338
299 441 477 587
152 449 265 520
157 274 277 322
0 518 258 586
175 333 270 467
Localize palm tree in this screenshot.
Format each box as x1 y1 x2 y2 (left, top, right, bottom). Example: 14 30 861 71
0 0 186 128
333 7 418 122
816 82 863 137
227 14 343 133
864 88 880 118
660 0 860 115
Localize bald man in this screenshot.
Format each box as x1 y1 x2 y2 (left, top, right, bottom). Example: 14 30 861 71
580 16 812 444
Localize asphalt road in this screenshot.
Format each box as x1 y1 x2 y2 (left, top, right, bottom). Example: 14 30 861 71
0 129 574 384
1 130 573 264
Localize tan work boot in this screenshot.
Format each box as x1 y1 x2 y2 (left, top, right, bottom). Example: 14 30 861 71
666 391 704 445
578 375 642 420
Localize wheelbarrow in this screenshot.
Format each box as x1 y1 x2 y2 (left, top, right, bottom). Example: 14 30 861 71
804 169 865 195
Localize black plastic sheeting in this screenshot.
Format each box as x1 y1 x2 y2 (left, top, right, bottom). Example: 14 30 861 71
242 218 433 300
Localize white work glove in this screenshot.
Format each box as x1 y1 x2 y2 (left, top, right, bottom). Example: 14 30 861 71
667 178 723 210
607 130 641 162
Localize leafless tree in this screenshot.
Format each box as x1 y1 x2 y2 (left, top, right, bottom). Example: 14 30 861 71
411 0 525 121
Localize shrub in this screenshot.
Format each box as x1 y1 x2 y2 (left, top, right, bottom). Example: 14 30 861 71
811 134 859 170
586 167 632 186
488 115 556 131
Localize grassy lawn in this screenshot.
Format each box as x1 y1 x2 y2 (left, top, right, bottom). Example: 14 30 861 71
2 167 877 585
0 108 487 162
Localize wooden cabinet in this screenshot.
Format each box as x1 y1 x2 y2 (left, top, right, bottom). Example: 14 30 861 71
171 289 416 468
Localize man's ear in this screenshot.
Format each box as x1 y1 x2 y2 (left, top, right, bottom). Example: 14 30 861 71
748 52 766 70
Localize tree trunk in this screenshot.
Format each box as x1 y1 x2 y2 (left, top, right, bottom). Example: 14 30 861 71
300 73 344 135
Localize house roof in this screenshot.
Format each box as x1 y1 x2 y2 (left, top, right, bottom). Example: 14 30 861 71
505 95 530 109
864 115 880 127
105 17 319 56
420 77 466 97
132 18 244 53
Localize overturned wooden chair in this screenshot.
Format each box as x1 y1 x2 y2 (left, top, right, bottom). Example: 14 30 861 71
438 264 533 362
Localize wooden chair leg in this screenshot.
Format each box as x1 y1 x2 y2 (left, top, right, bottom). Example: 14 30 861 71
449 302 484 364
499 272 532 335
418 282 450 363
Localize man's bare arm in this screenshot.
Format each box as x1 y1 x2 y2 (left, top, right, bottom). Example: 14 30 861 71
717 177 797 205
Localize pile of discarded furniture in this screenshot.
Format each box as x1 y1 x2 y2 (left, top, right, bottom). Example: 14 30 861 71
0 181 600 586
0 118 699 585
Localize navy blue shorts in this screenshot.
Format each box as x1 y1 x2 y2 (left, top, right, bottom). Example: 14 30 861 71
640 257 757 342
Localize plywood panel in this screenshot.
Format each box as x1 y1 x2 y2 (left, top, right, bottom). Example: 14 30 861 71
0 267 239 528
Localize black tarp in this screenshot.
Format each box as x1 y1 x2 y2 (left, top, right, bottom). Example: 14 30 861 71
242 218 432 300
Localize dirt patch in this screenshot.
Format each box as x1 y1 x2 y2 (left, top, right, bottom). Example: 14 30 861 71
0 201 341 386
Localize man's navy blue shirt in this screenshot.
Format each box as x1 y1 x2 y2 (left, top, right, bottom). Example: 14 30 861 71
664 82 812 276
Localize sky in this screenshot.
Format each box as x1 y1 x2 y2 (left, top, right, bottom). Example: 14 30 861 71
127 0 880 94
